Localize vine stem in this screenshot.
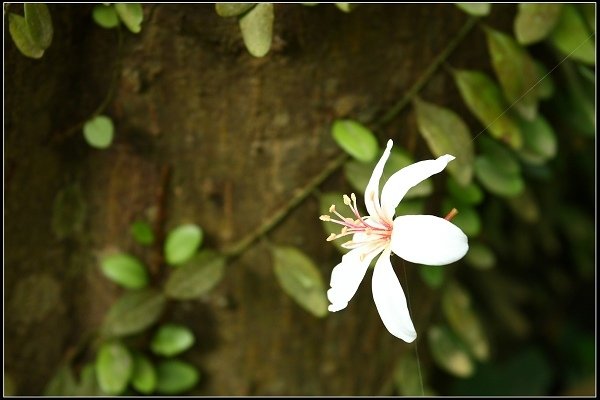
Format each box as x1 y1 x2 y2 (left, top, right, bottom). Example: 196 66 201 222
50 27 124 144
221 16 477 260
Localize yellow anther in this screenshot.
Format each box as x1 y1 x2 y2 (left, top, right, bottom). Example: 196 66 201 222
343 194 351 205
345 217 354 223
326 233 337 241
341 227 348 235
329 204 336 213
351 193 356 202
319 215 331 221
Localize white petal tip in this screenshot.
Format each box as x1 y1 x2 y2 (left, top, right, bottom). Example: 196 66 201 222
328 302 347 312
439 154 456 163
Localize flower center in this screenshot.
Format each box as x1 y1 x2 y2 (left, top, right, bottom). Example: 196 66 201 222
319 193 392 250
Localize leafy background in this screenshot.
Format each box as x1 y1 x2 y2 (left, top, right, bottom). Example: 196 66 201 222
4 3 595 396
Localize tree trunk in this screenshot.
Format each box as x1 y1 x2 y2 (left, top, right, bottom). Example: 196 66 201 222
4 4 511 395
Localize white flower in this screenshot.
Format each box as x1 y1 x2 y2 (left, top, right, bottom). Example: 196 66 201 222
320 139 468 342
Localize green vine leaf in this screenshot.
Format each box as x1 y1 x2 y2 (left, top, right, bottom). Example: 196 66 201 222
8 13 45 59
419 266 445 289
131 353 157 395
514 4 562 45
452 69 522 149
474 137 524 197
413 97 474 185
446 176 484 206
95 341 133 395
93 4 120 29
102 289 167 337
114 3 144 34
164 224 203 266
24 3 53 50
165 250 225 300
442 280 490 361
332 119 379 163
239 3 274 57
271 245 328 318
130 220 155 246
485 26 540 120
83 115 114 149
155 360 200 395
215 3 256 17
100 252 149 290
151 324 195 357
335 3 357 13
517 114 557 165
455 3 491 17
428 325 475 378
549 4 595 65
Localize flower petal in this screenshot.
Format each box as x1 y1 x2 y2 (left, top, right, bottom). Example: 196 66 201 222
372 248 417 342
380 154 455 220
328 245 383 312
390 215 469 266
364 139 393 224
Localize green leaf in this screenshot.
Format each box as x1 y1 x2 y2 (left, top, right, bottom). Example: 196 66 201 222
155 360 199 395
393 354 429 396
331 119 379 163
8 13 45 59
114 3 143 34
271 245 328 318
95 341 133 395
413 97 474 185
165 250 225 300
151 324 195 357
442 280 489 361
52 183 87 239
131 353 156 394
514 4 563 45
83 115 114 149
446 177 484 206
549 4 595 65
453 69 522 149
164 224 203 266
93 4 120 29
517 115 557 165
474 155 524 197
419 266 445 289
239 3 274 57
464 242 496 270
100 253 149 290
485 27 540 120
75 364 103 396
103 289 166 336
344 147 432 199
130 220 155 246
24 3 53 49
455 3 491 16
215 3 256 17
428 325 475 378
335 3 357 13
555 59 595 136
442 200 481 237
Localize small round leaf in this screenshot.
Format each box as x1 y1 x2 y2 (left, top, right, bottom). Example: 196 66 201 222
151 324 195 357
131 353 157 394
95 341 133 395
331 119 379 162
8 13 45 59
24 3 53 49
164 224 203 266
130 220 155 246
93 4 120 29
103 289 166 337
165 250 225 300
100 253 149 289
455 3 491 16
428 325 475 378
114 3 143 34
215 3 256 17
239 3 274 57
155 360 200 395
83 115 114 149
